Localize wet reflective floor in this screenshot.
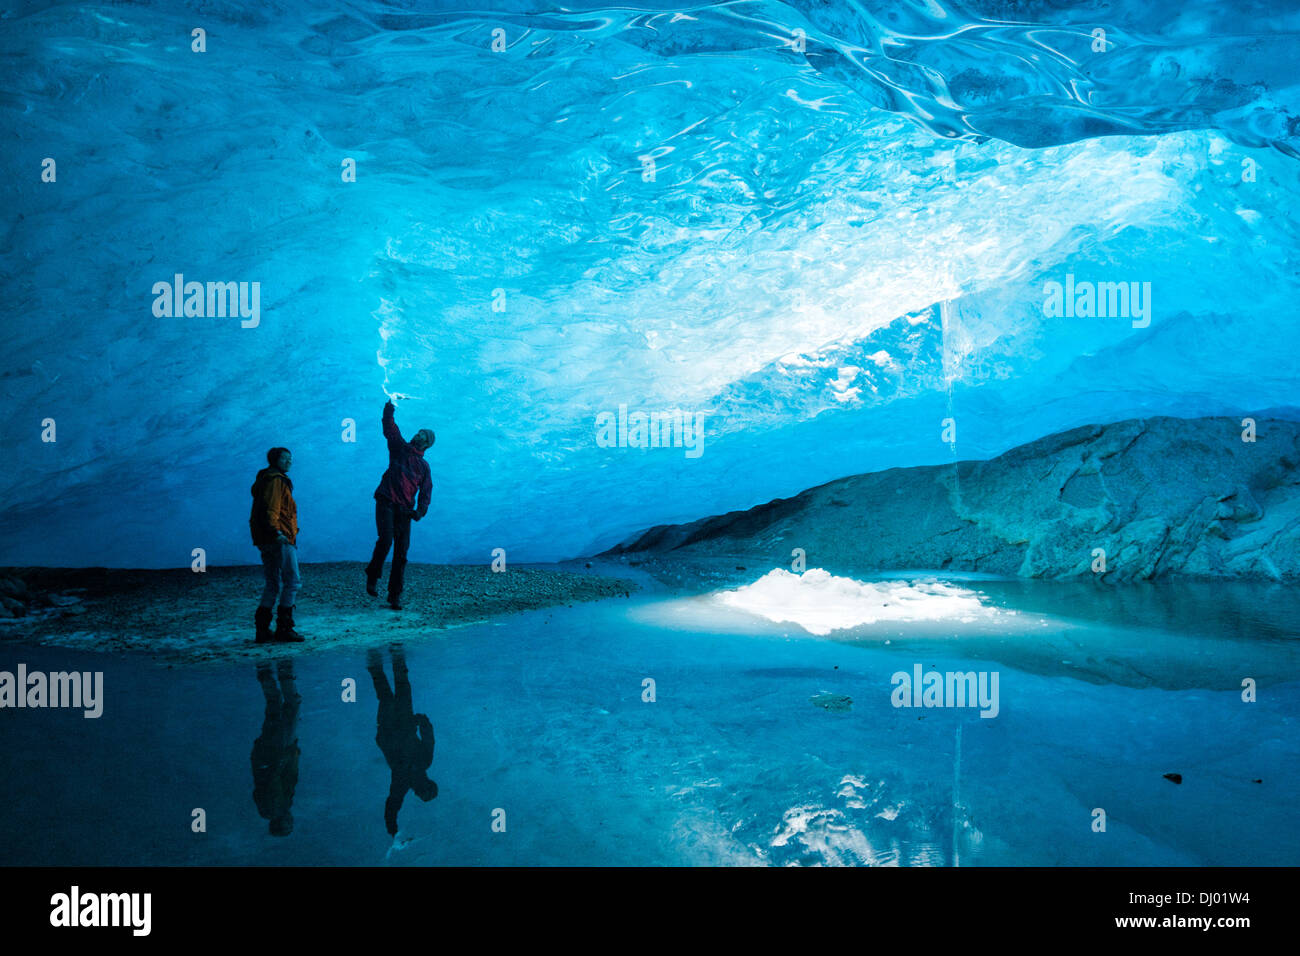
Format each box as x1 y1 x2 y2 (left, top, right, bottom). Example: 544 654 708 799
1 576 1297 866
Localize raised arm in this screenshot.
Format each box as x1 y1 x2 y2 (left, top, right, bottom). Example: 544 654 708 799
385 787 404 836
382 400 405 452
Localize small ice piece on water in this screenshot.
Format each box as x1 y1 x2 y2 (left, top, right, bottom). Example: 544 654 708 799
810 691 852 712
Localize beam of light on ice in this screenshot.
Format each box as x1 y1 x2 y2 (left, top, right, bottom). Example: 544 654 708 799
715 568 1002 636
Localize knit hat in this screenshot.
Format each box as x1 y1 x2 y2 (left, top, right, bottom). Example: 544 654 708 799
413 429 435 450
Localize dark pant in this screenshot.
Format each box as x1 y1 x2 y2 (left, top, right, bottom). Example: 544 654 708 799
259 541 301 609
366 499 412 600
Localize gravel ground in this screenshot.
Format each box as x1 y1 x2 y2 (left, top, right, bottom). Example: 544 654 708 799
0 562 640 665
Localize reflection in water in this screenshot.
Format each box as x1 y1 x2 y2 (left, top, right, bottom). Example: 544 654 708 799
1 578 1297 866
864 577 1300 690
251 659 300 837
367 645 437 836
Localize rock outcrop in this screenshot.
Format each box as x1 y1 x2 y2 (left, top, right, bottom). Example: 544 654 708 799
604 417 1300 581
0 571 86 619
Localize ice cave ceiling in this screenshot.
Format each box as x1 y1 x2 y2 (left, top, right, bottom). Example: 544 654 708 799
2 0 1299 566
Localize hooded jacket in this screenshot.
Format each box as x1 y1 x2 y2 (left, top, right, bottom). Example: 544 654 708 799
374 402 433 519
250 467 298 547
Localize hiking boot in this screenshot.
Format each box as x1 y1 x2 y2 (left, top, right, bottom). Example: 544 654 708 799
255 606 274 644
365 573 378 598
275 606 305 642
388 595 402 611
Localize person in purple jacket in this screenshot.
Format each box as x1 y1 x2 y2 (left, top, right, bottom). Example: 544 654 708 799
365 400 434 610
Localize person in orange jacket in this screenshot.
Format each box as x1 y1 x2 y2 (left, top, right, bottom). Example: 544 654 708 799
251 659 300 835
250 447 303 643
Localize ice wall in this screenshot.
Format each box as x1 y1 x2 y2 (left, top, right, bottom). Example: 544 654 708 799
2 0 1298 567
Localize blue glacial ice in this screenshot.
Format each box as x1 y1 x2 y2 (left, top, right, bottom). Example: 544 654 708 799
2 1 1300 867
1 0 1299 566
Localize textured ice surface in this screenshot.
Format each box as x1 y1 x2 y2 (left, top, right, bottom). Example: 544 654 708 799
3 1 1300 565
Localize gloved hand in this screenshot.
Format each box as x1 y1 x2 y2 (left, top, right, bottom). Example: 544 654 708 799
410 509 421 522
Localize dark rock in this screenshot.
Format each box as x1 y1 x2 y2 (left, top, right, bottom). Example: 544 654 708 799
601 417 1300 581
0 576 28 600
1163 773 1183 784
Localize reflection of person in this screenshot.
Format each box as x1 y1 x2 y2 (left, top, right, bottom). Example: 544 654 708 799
367 645 437 836
249 447 303 642
365 401 434 611
251 659 300 837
